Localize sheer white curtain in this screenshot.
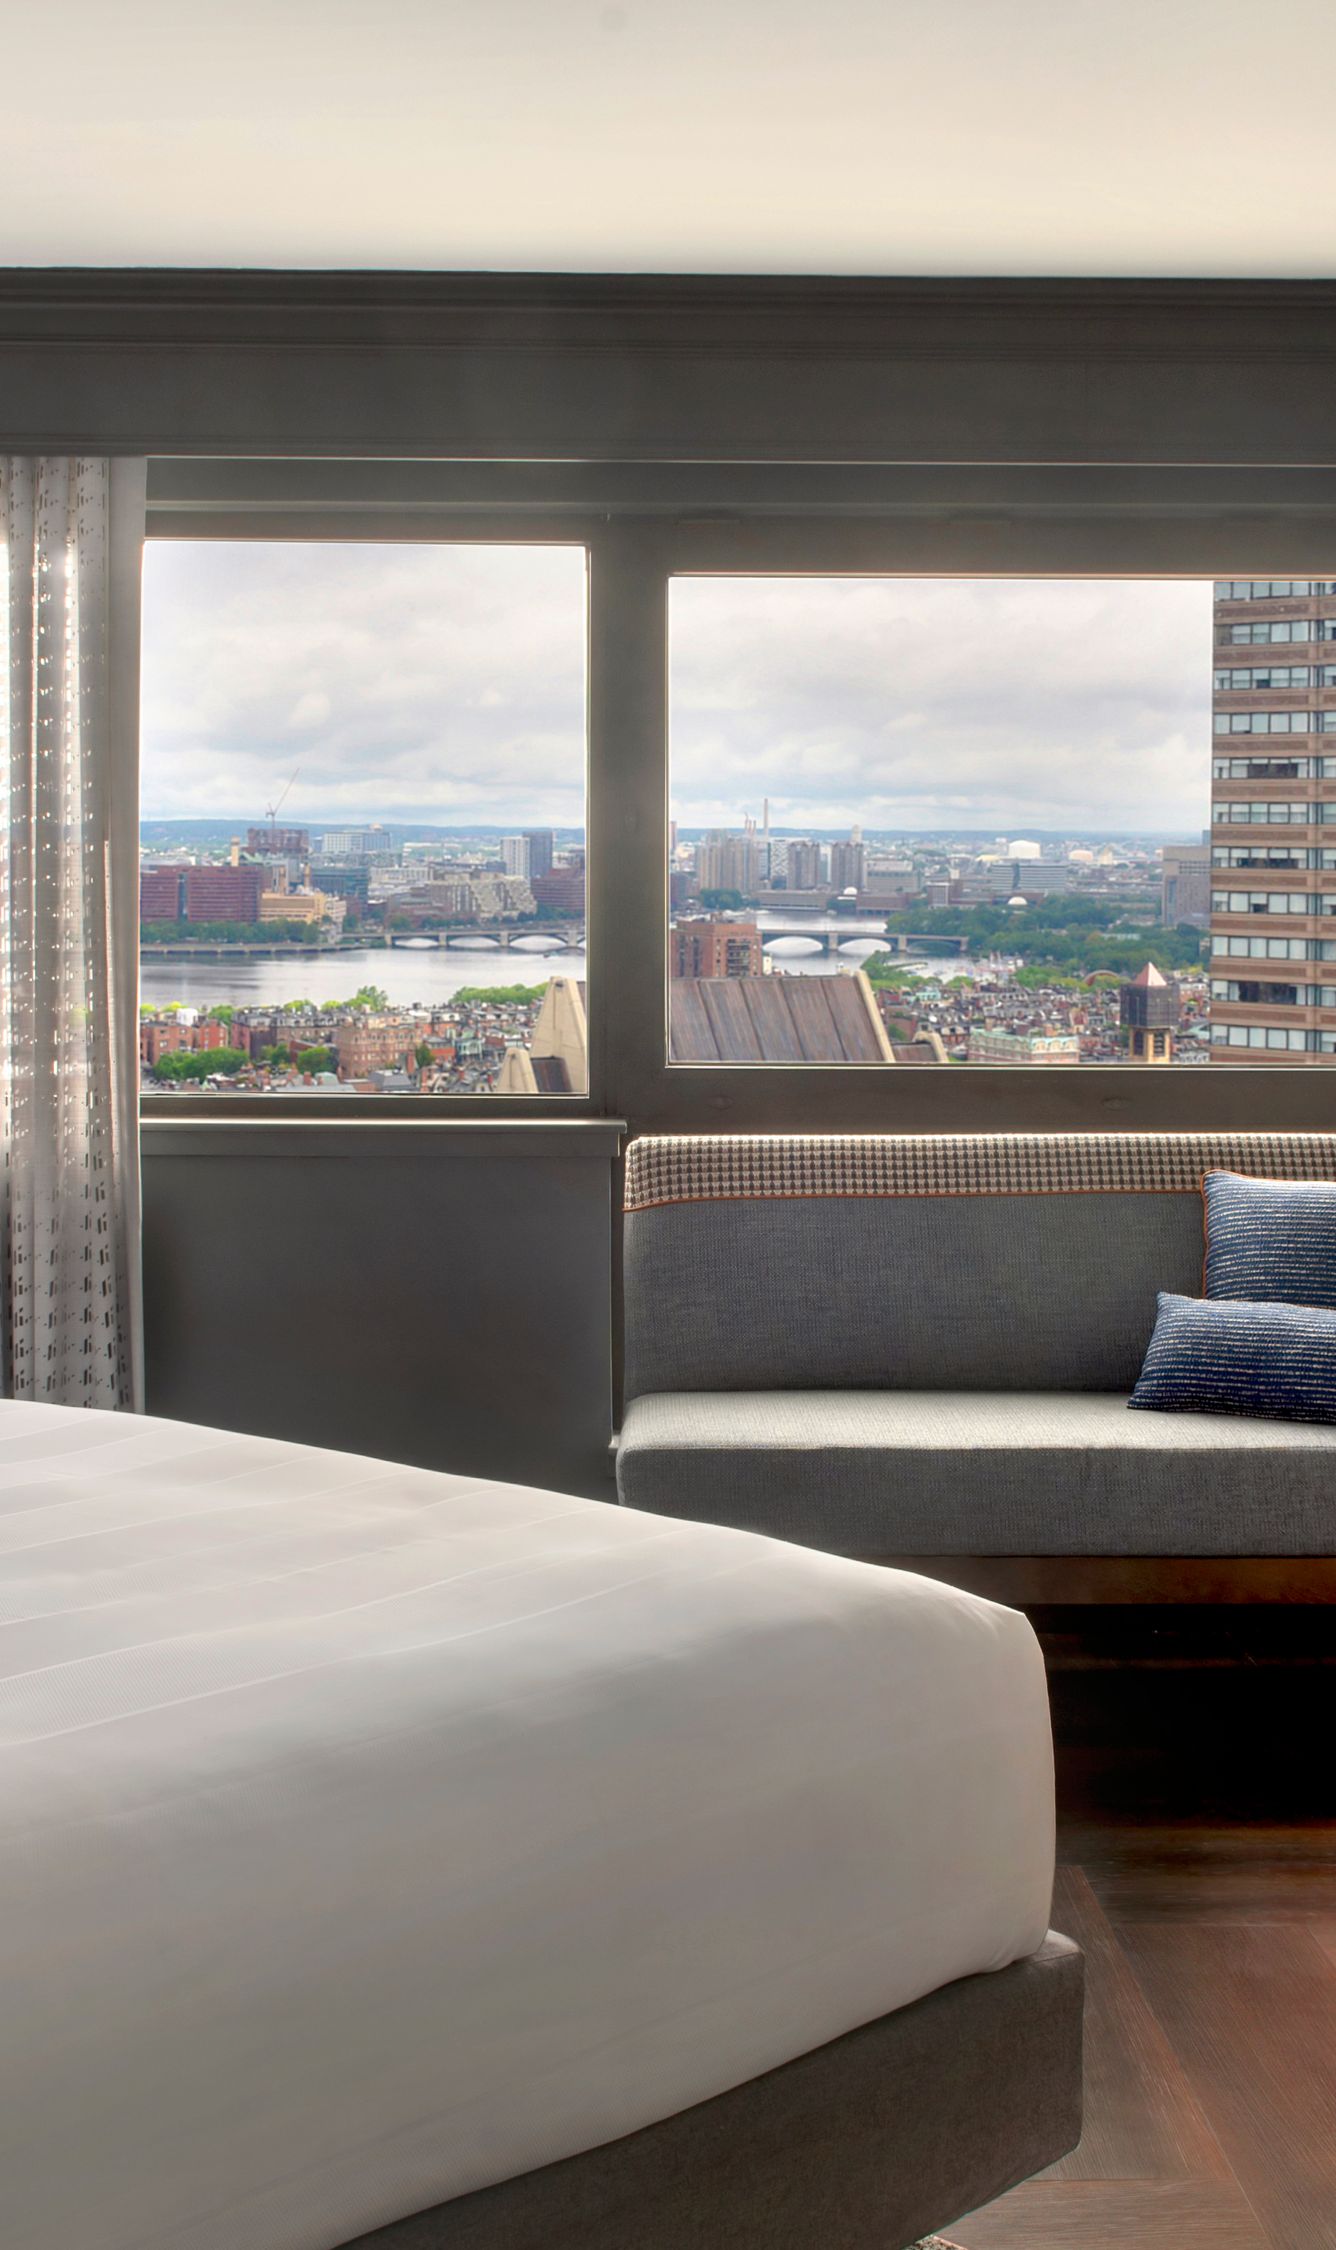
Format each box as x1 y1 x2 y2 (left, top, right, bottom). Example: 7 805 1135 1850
0 457 147 1409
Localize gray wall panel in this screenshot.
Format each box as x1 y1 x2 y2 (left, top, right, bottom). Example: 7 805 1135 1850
141 1125 618 1500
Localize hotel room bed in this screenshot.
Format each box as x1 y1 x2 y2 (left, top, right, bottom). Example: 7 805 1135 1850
0 1401 1080 2250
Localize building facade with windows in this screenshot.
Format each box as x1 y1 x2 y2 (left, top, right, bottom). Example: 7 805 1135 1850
1210 579 1336 1063
1161 843 1211 927
669 918 764 979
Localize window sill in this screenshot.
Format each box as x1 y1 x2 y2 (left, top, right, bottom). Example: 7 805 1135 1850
140 1117 626 1159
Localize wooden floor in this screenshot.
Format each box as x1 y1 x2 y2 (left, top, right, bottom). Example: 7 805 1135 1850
950 1613 1336 2250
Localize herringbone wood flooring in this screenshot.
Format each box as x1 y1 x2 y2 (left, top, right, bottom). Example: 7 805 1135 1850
952 1612 1336 2250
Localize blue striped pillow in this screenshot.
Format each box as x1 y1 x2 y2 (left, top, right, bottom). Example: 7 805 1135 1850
1203 1170 1336 1310
1129 1291 1336 1424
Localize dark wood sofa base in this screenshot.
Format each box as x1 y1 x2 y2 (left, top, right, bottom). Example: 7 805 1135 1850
343 1935 1083 2250
874 1556 1336 1604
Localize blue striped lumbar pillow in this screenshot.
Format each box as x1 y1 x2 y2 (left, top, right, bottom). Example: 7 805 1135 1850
1204 1169 1336 1309
1129 1292 1336 1424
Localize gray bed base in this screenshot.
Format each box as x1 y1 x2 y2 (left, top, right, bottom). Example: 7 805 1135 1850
341 1931 1082 2250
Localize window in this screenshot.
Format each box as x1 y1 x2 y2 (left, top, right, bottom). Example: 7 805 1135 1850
1213 711 1322 733
1218 935 1309 959
1213 665 1311 689
1212 759 1308 779
140 542 588 1099
1214 803 1314 826
1211 889 1324 915
1212 980 1300 1005
1213 580 1336 600
667 576 1211 1070
1218 621 1320 645
1211 1024 1309 1049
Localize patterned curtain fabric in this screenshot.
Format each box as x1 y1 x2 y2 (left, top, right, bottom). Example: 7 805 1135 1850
0 457 147 1409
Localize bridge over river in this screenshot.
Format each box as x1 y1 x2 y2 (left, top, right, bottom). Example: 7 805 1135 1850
756 921 971 957
387 925 585 951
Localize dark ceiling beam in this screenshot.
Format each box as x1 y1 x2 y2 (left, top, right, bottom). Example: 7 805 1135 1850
3 272 1336 463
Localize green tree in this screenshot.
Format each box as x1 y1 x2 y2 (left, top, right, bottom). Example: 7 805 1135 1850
151 1045 248 1083
414 1042 435 1070
207 1004 235 1025
698 888 748 911
295 1045 334 1074
451 984 546 1006
339 984 389 1011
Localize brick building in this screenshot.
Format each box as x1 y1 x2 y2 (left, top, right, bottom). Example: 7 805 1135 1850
139 1017 230 1068
182 864 266 922
531 870 585 916
1210 578 1336 1063
140 867 184 919
669 918 764 979
332 1017 414 1078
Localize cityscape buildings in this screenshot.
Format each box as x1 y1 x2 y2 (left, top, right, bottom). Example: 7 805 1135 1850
696 828 761 895
139 572 1285 1089
1161 843 1211 927
669 920 764 978
501 830 557 880
1210 578 1336 1064
1121 961 1180 1064
829 837 867 892
785 839 825 892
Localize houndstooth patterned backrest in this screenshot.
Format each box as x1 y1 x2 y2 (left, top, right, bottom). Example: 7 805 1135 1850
622 1133 1336 1399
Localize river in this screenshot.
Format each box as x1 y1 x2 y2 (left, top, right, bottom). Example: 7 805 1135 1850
139 934 1005 1012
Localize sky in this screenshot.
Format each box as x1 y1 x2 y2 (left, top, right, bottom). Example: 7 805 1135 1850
142 544 1213 838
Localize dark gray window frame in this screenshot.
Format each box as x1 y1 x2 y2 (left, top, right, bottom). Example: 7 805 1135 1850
145 456 1336 1132
141 504 604 1121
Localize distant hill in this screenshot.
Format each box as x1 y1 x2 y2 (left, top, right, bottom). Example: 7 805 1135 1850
140 819 587 849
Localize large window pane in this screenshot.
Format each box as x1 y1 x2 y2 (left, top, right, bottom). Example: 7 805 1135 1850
668 575 1268 1069
140 543 587 1095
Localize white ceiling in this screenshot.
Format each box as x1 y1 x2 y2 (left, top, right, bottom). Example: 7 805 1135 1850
5 0 1334 275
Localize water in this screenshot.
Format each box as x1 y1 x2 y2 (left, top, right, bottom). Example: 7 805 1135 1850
140 945 586 1012
139 937 1006 1013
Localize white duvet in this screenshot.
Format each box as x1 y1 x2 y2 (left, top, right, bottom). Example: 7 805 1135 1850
0 1400 1054 2250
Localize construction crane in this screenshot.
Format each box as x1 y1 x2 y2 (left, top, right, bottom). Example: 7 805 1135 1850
264 768 300 825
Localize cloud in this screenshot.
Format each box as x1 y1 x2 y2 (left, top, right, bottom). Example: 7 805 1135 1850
670 576 1213 835
142 548 1214 838
141 541 588 825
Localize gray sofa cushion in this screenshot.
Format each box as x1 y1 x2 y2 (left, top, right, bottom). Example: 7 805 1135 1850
616 1390 1336 1555
623 1193 1207 1399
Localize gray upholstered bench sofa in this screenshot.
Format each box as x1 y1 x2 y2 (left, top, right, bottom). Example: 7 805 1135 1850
616 1131 1336 1603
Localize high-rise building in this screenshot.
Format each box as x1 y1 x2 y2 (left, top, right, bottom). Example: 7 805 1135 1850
523 830 555 882
695 831 760 896
501 835 531 878
829 838 866 892
1209 578 1336 1064
785 838 826 892
1161 843 1211 927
